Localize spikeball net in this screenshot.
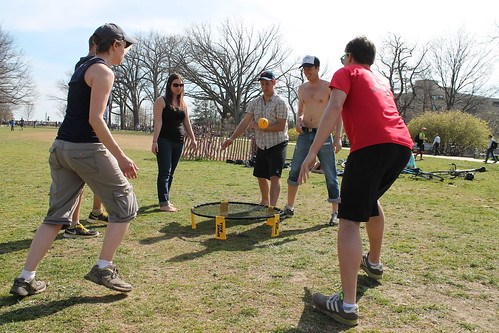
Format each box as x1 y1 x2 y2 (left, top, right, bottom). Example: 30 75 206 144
190 201 282 240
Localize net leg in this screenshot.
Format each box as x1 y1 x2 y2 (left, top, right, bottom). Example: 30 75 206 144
220 200 228 215
215 215 227 240
266 206 275 226
191 212 197 229
271 214 280 237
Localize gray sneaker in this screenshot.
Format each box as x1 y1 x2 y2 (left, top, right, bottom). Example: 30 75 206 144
10 277 47 296
360 252 383 280
280 206 294 219
84 265 132 292
312 292 359 326
329 211 339 226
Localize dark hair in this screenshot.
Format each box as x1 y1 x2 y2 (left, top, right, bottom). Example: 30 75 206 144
345 36 376 65
93 33 118 54
88 36 95 50
165 73 186 110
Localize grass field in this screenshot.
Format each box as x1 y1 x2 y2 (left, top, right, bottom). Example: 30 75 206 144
0 127 497 333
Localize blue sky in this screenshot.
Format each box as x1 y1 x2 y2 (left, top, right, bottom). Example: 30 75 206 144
1 0 497 121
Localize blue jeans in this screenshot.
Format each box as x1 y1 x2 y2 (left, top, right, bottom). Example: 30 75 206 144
485 148 497 162
288 132 340 203
156 138 184 206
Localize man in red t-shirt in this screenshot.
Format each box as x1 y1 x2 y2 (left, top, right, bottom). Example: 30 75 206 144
298 36 413 326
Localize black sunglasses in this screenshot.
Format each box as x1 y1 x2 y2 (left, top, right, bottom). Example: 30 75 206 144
172 83 184 88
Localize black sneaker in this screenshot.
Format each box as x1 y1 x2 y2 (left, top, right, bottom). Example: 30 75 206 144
84 265 132 292
10 277 47 296
312 292 359 326
328 211 339 226
63 223 99 239
87 211 108 224
360 252 383 280
280 206 294 219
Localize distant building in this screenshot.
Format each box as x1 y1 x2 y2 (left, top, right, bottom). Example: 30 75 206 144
400 80 498 133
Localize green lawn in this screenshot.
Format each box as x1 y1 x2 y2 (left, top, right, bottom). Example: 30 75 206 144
0 127 497 333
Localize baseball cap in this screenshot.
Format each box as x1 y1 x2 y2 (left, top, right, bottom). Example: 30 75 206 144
257 70 276 81
93 23 137 48
299 55 320 68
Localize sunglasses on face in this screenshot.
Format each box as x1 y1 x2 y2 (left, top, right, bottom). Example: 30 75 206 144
172 83 184 88
340 53 351 64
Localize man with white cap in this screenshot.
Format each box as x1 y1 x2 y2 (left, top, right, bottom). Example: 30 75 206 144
282 55 342 226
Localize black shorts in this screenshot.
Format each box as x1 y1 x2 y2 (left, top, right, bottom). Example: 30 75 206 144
338 143 411 222
253 141 288 180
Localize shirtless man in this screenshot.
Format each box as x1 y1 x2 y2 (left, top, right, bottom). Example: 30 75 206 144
282 55 342 225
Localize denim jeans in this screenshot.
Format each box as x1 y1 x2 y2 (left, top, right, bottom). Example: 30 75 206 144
288 132 340 203
156 138 184 206
485 148 497 162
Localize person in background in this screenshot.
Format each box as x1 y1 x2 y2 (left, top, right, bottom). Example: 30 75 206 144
414 127 426 160
282 55 342 226
63 35 109 239
432 133 441 156
9 23 139 296
151 73 197 212
484 134 498 163
221 70 289 208
298 36 413 326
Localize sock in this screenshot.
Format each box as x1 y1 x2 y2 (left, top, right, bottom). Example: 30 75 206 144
369 260 382 269
19 269 35 282
92 209 103 216
97 260 113 269
286 205 294 210
343 302 357 312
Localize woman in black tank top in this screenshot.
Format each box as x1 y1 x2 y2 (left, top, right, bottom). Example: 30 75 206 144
151 73 197 212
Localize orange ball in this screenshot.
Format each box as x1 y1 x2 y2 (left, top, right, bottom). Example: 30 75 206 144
258 117 269 129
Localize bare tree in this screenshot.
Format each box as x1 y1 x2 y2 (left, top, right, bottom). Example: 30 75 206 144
0 103 13 123
277 64 302 124
377 33 429 119
20 103 35 120
48 72 73 120
177 19 293 125
0 25 36 109
113 43 149 129
140 32 183 103
428 28 495 112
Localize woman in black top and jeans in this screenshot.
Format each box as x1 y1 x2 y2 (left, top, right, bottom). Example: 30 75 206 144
152 73 197 212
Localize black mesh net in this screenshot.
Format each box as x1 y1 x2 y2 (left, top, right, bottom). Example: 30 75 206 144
191 201 281 220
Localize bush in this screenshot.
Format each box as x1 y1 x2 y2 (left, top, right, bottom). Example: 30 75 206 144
408 110 491 155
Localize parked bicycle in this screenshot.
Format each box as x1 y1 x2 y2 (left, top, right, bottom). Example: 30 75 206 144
401 167 444 181
430 163 486 180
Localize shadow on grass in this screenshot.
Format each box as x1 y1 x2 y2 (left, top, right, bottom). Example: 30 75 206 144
0 293 127 324
285 280 381 332
137 204 161 216
142 218 330 262
0 233 70 255
0 238 33 255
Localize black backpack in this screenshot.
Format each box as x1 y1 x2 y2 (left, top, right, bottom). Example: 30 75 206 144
491 140 498 150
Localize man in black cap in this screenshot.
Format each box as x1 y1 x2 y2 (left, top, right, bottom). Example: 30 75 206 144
10 23 139 296
221 70 289 207
282 55 342 225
